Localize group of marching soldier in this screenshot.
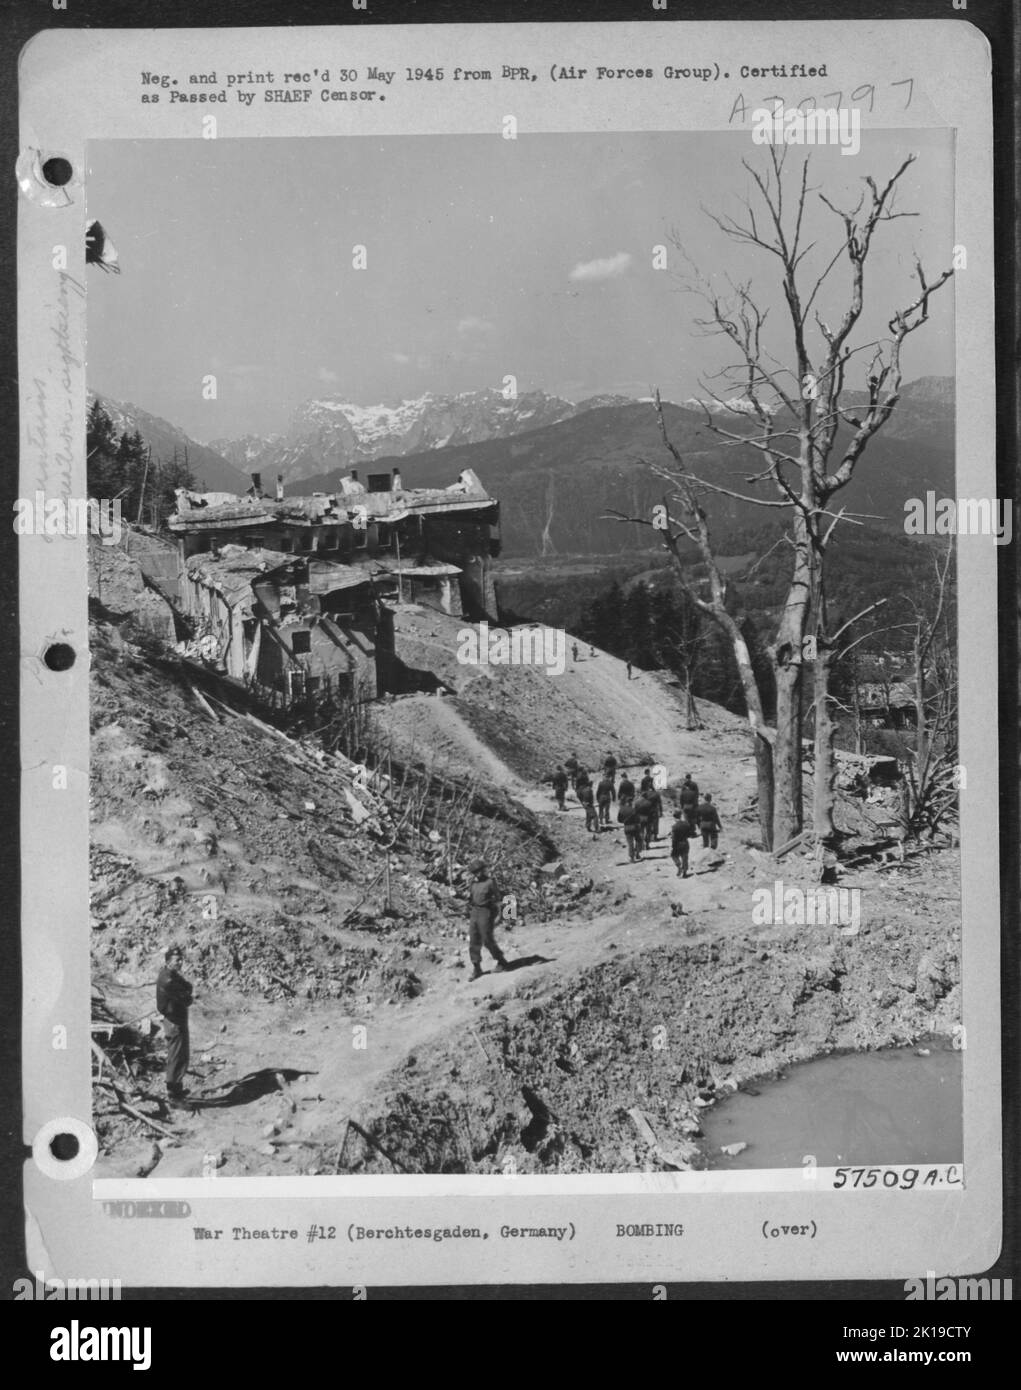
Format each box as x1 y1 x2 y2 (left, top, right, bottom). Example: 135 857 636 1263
548 754 723 876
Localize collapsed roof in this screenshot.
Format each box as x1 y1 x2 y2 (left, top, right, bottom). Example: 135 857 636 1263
169 469 495 531
185 545 373 610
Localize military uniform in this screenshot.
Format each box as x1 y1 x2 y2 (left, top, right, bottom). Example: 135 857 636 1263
670 815 692 876
696 798 722 848
578 783 599 835
619 802 644 861
551 767 569 810
680 778 700 832
468 872 507 975
156 962 193 1097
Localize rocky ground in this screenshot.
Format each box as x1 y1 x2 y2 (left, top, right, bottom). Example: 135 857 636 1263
90 597 961 1179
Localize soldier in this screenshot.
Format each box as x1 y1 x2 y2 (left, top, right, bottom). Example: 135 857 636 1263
670 809 692 877
595 773 615 827
577 780 599 837
574 765 592 798
645 786 664 845
572 642 579 663
679 773 700 832
467 861 509 980
640 766 656 794
602 751 619 787
617 771 636 806
633 791 655 851
619 799 644 862
551 764 569 811
696 793 723 849
564 752 580 788
626 661 633 680
156 945 194 1102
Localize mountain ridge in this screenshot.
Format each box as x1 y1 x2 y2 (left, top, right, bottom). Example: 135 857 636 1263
210 388 638 483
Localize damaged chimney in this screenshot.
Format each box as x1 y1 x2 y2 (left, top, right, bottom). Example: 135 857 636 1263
250 471 262 497
391 467 403 492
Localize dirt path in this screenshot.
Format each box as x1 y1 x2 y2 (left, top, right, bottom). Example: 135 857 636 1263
127 640 764 1177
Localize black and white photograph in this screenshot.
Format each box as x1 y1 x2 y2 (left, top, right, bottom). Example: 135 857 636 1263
13 14 1006 1299
83 127 966 1179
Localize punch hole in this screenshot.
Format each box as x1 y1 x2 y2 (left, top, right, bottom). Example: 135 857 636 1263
15 148 76 207
43 642 76 671
32 1117 97 1181
41 156 73 187
49 1132 79 1161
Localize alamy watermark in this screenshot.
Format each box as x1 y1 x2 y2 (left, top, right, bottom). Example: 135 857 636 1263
13 493 123 545
903 1272 1012 1301
752 102 860 156
751 879 862 935
13 1271 122 1300
904 492 1012 545
456 621 566 676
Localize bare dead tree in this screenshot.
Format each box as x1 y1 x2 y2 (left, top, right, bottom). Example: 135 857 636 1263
902 544 958 838
650 606 718 730
606 409 775 847
618 147 952 850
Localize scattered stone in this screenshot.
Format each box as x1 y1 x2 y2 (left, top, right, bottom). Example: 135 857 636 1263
538 860 566 881
720 1142 748 1157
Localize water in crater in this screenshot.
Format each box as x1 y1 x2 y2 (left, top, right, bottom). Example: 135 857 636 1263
701 1044 962 1170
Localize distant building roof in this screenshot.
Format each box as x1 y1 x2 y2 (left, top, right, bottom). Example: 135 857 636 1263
169 469 495 531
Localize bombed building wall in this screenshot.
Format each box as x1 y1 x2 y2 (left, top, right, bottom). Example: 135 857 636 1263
420 511 500 621
166 469 502 701
180 548 384 704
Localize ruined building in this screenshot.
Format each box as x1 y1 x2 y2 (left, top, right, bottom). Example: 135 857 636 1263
167 467 500 707
179 546 392 705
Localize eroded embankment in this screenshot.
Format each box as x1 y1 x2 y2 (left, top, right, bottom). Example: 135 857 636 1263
343 914 959 1174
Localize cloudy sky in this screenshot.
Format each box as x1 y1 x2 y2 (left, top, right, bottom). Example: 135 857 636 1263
86 130 954 442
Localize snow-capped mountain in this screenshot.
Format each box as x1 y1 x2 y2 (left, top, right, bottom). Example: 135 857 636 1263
683 395 780 416
211 389 635 484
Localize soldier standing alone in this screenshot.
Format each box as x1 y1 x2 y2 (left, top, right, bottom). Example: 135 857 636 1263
156 945 193 1102
467 861 509 981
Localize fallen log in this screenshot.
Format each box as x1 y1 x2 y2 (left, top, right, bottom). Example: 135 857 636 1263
773 832 807 859
189 684 220 722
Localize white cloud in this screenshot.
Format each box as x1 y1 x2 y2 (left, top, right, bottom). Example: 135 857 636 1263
391 352 412 365
317 366 340 383
569 252 632 283
457 315 495 335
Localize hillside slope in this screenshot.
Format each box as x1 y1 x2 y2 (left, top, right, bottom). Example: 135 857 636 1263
88 392 249 493
91 612 961 1179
